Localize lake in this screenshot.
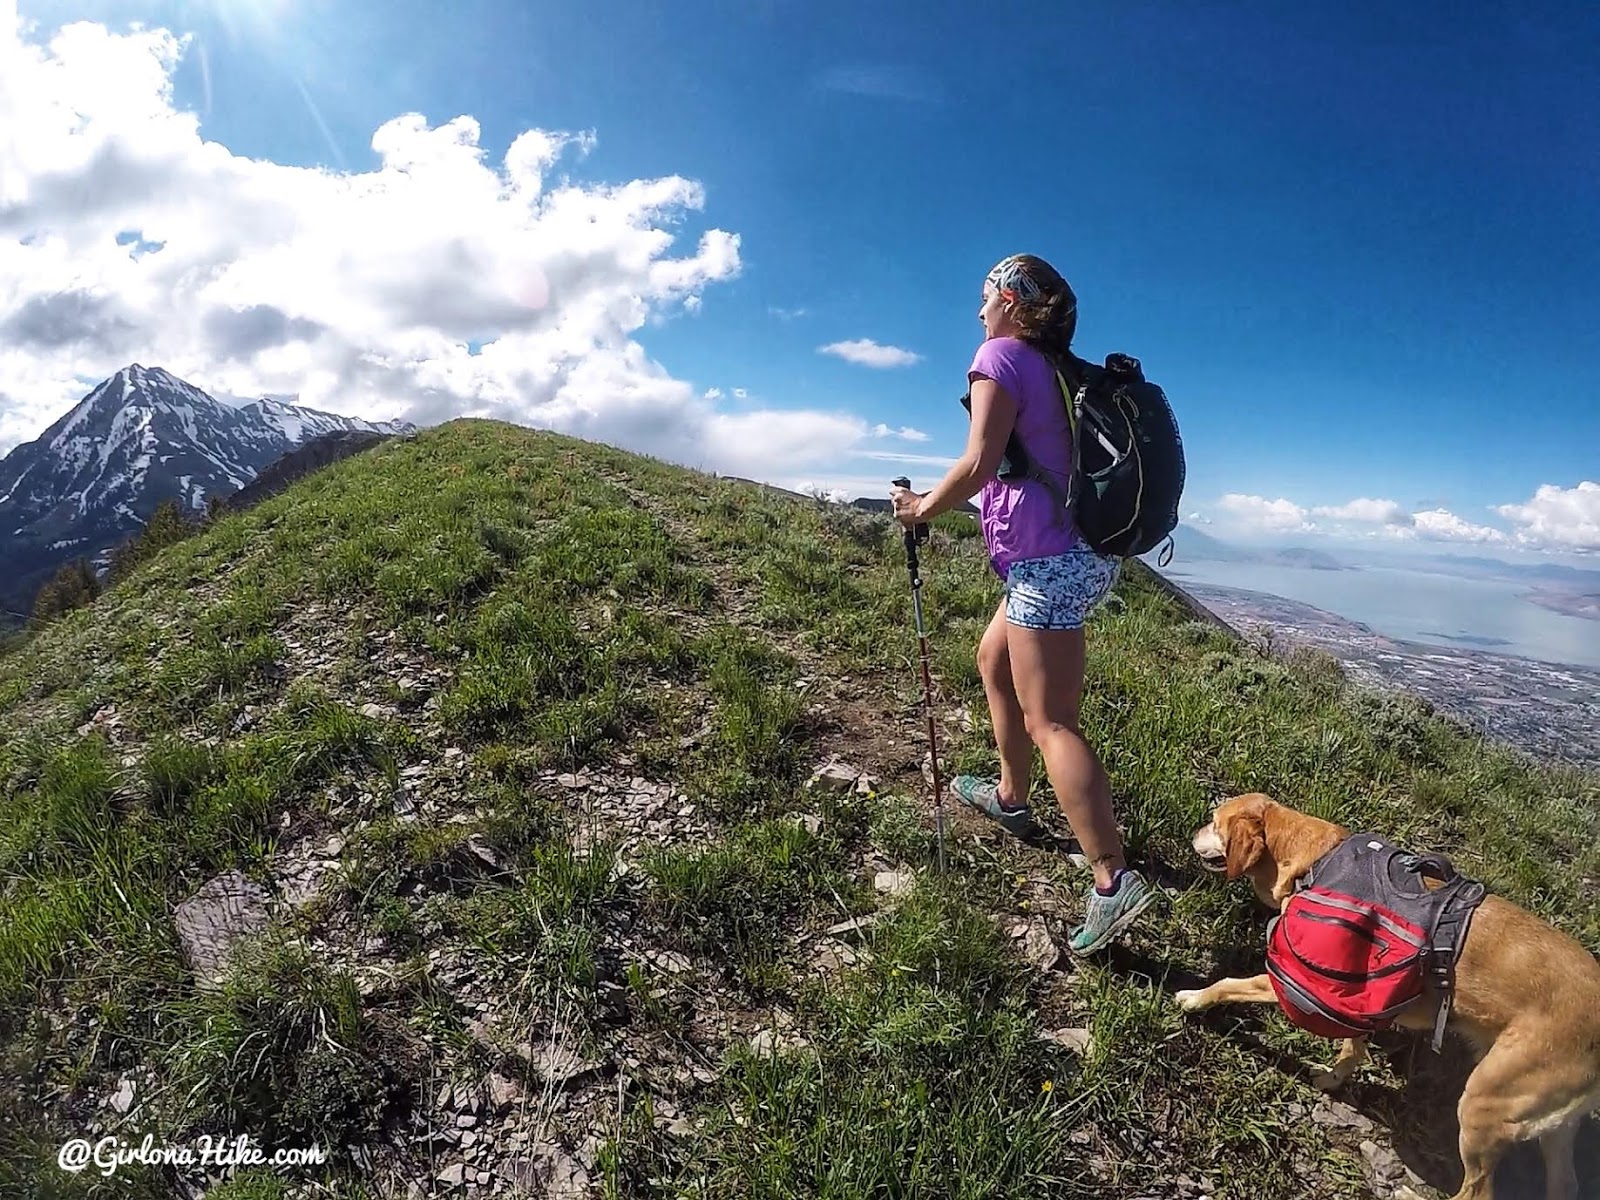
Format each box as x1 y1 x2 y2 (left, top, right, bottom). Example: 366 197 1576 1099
1160 559 1600 670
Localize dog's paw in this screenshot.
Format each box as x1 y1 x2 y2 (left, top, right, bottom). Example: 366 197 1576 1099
1174 989 1204 1011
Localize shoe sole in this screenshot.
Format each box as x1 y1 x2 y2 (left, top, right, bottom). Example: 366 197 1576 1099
1067 885 1161 958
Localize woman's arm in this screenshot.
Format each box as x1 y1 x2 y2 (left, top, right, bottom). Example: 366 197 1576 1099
893 376 1017 524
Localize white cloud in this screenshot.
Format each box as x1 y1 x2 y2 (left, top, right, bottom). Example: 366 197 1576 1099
0 16 914 488
1495 481 1600 551
818 339 923 369
769 306 808 321
1210 492 1530 549
789 475 903 504
731 387 749 400
870 422 930 441
1217 494 1314 532
1404 509 1508 545
1203 485 1600 556
793 482 854 504
1311 497 1412 526
848 449 959 469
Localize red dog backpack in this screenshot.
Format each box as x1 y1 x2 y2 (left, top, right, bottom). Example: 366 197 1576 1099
1265 833 1487 1052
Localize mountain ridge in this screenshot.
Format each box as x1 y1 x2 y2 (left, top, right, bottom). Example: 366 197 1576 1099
0 364 414 622
0 419 1592 1198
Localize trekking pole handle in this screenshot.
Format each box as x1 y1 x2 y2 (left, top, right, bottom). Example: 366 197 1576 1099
890 477 930 545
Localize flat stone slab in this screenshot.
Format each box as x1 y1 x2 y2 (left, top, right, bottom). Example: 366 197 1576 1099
173 870 271 989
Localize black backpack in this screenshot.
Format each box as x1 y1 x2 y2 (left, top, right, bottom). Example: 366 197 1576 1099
963 350 1186 562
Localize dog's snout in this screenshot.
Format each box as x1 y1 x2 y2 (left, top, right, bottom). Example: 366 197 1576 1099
1192 822 1227 871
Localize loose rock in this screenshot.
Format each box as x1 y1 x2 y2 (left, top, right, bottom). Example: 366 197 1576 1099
173 871 271 989
806 757 860 794
874 870 914 896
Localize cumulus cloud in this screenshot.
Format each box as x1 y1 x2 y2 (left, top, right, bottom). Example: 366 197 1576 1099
0 289 140 352
870 423 929 441
1217 494 1315 532
1217 492 1510 545
1495 481 1600 551
1403 509 1507 545
790 475 903 504
1311 497 1413 526
1207 485 1600 554
818 339 923 369
793 483 854 505
0 16 913 487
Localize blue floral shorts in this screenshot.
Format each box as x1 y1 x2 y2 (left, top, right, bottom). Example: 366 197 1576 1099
1002 550 1121 631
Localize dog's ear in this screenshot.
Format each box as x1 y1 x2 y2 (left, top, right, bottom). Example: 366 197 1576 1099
1224 811 1266 880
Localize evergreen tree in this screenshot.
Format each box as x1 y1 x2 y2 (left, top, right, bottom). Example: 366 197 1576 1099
29 557 100 627
142 499 191 549
107 499 196 583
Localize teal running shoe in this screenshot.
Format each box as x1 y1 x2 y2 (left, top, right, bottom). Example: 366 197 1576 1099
949 775 1036 838
1068 869 1159 957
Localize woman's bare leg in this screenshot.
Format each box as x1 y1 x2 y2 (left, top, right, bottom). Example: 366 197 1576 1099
976 599 1034 808
1003 622 1125 888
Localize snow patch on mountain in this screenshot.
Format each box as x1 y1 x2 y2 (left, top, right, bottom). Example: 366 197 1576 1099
0 363 418 623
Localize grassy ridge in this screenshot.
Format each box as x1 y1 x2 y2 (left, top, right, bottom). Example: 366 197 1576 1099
0 419 1595 1199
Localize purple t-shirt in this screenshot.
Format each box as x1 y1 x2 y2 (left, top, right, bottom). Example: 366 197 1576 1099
968 336 1079 577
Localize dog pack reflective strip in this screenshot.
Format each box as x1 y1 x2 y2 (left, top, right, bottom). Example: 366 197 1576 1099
1296 890 1429 946
1276 948 1425 1018
1276 932 1426 999
1280 913 1426 982
1265 959 1376 1037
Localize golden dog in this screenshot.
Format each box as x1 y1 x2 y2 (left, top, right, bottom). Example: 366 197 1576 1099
1174 793 1600 1200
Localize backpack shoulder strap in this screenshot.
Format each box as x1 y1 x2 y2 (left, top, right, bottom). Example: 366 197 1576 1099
959 389 1031 483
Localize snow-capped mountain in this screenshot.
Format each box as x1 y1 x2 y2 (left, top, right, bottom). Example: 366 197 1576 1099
236 394 414 449
0 364 414 622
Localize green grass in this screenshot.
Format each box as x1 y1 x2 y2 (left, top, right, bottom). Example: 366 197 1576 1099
0 419 1594 1199
646 817 862 994
158 932 402 1146
671 887 1064 1199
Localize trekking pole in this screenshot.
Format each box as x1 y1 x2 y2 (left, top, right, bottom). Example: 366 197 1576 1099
891 477 947 876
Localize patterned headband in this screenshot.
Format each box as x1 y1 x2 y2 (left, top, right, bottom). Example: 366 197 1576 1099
985 255 1045 304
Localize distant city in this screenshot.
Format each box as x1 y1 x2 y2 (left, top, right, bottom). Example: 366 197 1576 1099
1166 577 1600 770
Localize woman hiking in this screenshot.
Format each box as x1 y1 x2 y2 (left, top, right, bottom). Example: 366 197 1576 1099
890 253 1157 956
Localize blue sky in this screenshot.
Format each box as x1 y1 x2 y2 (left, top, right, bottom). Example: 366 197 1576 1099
6 0 1599 558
